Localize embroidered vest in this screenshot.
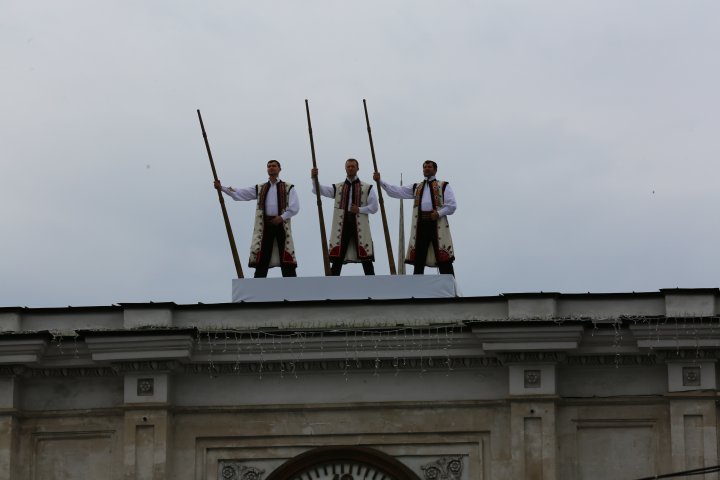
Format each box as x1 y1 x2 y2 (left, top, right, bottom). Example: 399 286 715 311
248 181 297 267
328 181 374 262
406 180 455 266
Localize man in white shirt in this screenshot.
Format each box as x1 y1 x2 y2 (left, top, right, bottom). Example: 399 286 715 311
374 160 456 275
214 160 300 278
312 158 378 275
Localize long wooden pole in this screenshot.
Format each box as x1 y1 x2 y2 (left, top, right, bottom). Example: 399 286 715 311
397 174 406 275
196 109 244 279
363 99 397 275
305 100 332 276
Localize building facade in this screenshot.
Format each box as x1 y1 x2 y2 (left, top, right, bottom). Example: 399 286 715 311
0 288 718 479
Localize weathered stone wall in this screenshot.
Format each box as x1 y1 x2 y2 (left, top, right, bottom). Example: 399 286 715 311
1 290 719 479
5 396 717 479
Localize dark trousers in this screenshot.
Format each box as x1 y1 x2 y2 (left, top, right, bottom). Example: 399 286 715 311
330 212 375 276
413 217 454 276
254 221 297 278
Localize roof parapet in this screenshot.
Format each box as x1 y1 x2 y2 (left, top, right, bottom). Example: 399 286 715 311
661 288 719 317
502 292 560 320
119 303 176 329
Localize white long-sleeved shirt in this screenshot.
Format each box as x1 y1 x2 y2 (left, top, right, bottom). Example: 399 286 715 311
221 178 299 221
380 176 456 218
312 177 378 215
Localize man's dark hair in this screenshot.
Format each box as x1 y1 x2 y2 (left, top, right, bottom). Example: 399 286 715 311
346 158 359 167
423 160 437 170
267 160 281 168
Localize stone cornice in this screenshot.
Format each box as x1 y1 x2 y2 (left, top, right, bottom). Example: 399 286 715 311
5 350 720 377
629 321 720 349
0 337 49 364
472 325 583 353
83 333 194 362
184 356 500 376
0 320 718 370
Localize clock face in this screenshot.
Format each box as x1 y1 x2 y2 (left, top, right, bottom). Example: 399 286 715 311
264 446 420 480
287 461 394 480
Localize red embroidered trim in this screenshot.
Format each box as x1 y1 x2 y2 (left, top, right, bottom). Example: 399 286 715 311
413 180 445 208
339 182 361 211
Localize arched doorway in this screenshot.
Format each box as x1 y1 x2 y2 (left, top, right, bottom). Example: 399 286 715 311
265 446 422 480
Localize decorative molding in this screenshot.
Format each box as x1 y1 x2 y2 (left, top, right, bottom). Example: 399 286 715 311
524 369 541 388
682 366 701 386
473 325 582 351
28 367 118 377
654 349 720 362
218 462 265 480
496 351 566 364
183 356 500 376
84 334 194 362
0 337 48 363
420 455 463 480
566 355 657 366
0 365 26 376
112 360 182 373
6 356 495 378
629 321 720 349
137 378 154 396
12 350 720 377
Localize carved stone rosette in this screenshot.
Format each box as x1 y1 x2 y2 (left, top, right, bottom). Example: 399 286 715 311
420 455 463 480
218 462 265 480
682 366 701 386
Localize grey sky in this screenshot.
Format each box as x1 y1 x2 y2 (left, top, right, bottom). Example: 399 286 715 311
2 1 719 307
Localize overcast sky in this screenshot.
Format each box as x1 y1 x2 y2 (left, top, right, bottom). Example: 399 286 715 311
2 1 719 307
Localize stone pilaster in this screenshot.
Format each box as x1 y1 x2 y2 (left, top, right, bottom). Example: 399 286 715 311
473 321 571 480
669 398 718 478
0 415 18 480
122 370 173 480
123 409 172 480
0 375 19 480
504 350 559 480
510 401 557 480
